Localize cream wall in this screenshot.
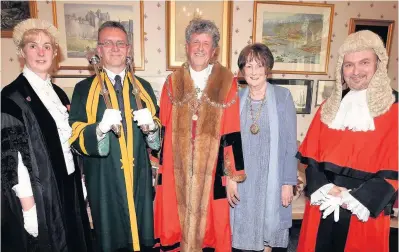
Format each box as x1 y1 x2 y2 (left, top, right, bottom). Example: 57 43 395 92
1 0 398 141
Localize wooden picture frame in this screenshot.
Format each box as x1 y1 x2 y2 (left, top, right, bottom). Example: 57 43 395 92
166 1 232 70
52 1 144 73
348 18 395 56
52 75 89 100
253 1 334 75
315 79 335 106
1 1 38 38
269 78 313 114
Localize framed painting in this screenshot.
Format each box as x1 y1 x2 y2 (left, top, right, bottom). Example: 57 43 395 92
52 1 144 72
1 1 38 38
315 80 335 106
253 1 334 75
269 79 313 114
166 1 232 70
348 18 395 56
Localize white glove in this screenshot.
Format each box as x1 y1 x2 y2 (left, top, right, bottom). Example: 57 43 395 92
98 109 122 134
319 194 342 222
12 152 33 198
133 108 156 130
22 204 38 237
341 190 370 222
310 183 334 206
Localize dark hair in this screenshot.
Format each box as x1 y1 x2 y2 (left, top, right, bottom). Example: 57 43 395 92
237 43 274 72
185 18 220 48
97 21 128 41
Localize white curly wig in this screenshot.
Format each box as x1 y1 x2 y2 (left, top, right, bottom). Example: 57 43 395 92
321 30 394 125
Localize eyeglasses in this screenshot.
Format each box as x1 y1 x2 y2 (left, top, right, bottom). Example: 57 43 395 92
98 40 129 49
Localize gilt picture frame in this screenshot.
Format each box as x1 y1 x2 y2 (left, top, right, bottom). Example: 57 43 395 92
348 18 395 56
52 1 144 74
1 1 38 38
166 0 232 70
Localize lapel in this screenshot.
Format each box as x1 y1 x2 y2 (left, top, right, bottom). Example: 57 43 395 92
11 74 69 178
14 74 59 131
239 86 249 115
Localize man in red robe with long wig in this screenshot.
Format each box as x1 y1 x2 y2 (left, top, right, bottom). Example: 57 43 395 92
297 30 398 252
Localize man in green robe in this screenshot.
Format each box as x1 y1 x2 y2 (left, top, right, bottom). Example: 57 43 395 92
69 21 160 252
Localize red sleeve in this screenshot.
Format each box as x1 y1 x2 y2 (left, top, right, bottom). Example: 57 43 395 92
386 104 398 190
298 107 322 162
222 78 246 182
297 107 329 196
159 77 172 128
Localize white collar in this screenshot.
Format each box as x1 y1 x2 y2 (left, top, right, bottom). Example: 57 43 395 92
328 89 375 132
22 65 51 89
189 64 213 90
103 67 126 85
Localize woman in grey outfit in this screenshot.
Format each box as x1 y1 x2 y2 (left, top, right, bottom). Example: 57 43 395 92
228 43 297 252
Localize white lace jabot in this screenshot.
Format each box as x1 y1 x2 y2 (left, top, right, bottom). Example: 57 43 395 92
328 89 375 132
23 66 75 174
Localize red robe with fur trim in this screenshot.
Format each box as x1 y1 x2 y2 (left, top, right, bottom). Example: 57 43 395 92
297 92 398 252
154 64 245 252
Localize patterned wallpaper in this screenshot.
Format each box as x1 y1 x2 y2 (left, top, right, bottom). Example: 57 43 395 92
1 0 398 141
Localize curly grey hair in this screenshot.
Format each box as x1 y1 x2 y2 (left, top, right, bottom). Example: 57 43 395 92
185 18 220 48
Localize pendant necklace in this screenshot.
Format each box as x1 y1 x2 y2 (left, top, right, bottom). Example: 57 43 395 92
191 87 202 121
189 66 211 121
248 92 266 135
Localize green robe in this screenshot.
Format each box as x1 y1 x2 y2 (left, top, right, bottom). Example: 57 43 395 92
69 72 159 252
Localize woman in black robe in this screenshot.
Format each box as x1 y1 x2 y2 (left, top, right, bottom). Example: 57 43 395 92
1 18 93 252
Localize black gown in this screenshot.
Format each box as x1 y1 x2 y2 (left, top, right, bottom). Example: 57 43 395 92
1 74 93 252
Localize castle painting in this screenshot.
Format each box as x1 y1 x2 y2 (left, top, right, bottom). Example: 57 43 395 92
64 3 134 58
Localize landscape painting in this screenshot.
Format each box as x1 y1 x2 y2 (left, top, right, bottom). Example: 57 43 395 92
53 1 144 72
262 12 323 65
253 1 333 75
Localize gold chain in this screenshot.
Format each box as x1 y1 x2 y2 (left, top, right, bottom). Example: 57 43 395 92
248 93 267 126
165 76 237 109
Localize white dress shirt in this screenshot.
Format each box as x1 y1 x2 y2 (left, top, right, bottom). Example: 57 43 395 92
104 67 126 86
189 64 213 97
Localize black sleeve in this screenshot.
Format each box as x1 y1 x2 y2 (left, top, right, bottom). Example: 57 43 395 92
304 158 330 197
1 113 31 191
351 175 397 217
296 153 330 197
